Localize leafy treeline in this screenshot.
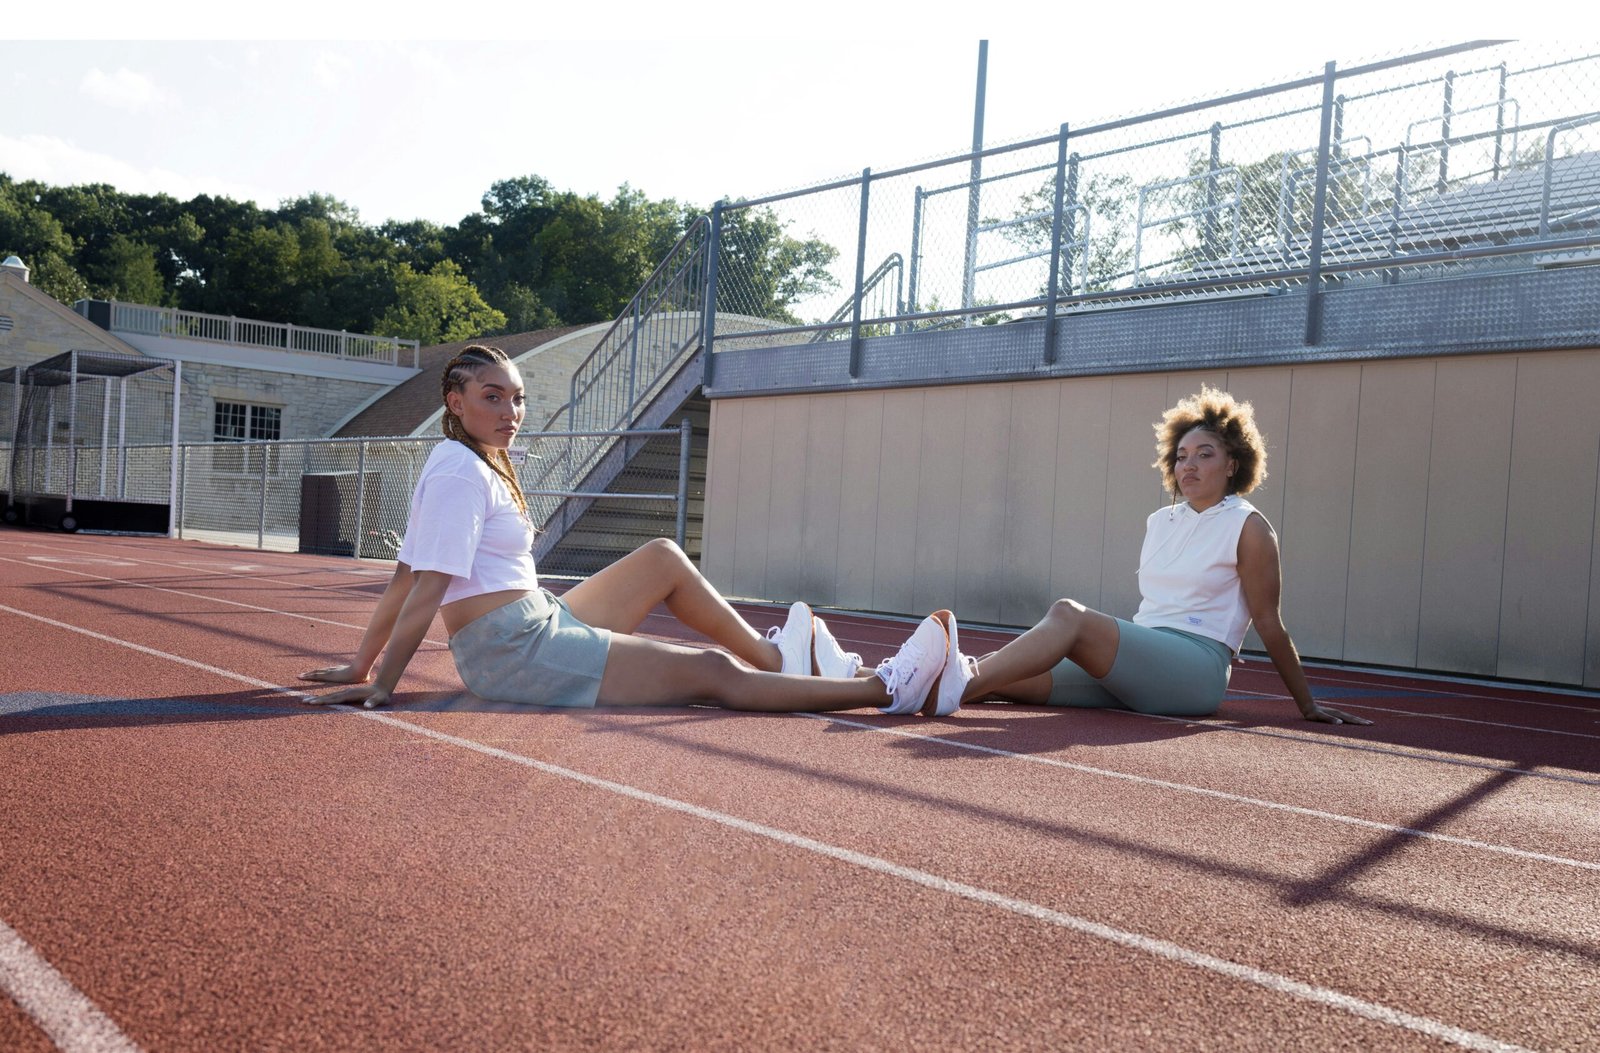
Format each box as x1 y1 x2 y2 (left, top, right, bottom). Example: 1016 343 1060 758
0 173 838 345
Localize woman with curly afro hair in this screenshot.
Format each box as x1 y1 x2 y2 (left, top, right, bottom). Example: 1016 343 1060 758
939 385 1370 724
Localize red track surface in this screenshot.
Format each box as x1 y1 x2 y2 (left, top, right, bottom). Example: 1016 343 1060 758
2 528 1597 1052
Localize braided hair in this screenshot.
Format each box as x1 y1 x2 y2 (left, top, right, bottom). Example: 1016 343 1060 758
440 345 530 518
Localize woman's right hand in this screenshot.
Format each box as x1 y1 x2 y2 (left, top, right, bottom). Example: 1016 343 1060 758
298 664 369 685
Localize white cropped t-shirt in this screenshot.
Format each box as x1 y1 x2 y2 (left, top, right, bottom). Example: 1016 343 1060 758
1132 495 1259 653
396 440 539 606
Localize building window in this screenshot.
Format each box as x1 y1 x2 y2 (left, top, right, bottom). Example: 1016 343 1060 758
212 402 282 474
214 402 280 443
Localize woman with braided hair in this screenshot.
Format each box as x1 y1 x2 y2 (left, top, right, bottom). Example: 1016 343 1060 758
299 345 955 714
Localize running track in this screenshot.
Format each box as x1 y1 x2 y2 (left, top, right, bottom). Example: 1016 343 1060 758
2 529 1596 1052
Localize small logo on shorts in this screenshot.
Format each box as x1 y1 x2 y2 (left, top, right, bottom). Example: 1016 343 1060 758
1186 616 1203 626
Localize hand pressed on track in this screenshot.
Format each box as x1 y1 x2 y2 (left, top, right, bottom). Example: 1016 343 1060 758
1303 702 1372 725
299 664 368 685
301 682 392 710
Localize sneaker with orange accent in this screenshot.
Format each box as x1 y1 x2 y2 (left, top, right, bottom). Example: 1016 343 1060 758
923 609 975 717
875 614 949 715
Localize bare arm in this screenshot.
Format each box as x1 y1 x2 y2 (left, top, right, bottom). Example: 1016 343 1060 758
300 566 452 709
1237 514 1372 726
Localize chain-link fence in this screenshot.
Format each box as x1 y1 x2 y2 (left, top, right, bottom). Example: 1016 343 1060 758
161 425 695 578
703 41 1600 364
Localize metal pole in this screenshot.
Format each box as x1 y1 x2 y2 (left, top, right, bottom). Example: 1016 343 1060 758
118 377 129 498
355 440 367 561
1493 64 1508 180
167 360 181 536
906 185 924 329
849 168 871 379
675 417 691 551
65 350 77 515
176 445 186 540
99 376 111 496
1204 122 1222 259
1064 154 1080 294
1043 123 1070 366
257 438 268 550
700 202 723 392
1438 69 1455 193
962 39 988 317
626 297 641 422
1304 61 1339 346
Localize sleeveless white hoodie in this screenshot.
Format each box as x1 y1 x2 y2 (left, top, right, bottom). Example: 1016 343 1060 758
1132 494 1258 653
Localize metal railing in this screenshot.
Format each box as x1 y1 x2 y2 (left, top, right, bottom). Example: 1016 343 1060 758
696 41 1600 367
76 300 421 368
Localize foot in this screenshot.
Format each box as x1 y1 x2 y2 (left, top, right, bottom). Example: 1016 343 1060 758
766 601 815 675
875 614 949 715
923 610 975 717
812 616 863 679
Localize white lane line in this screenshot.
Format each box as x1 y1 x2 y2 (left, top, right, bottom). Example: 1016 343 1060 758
0 917 144 1053
0 556 449 650
357 711 1537 1053
0 605 1550 1052
801 715 1600 872
1107 710 1600 788
1235 656 1600 711
0 537 386 595
0 604 314 698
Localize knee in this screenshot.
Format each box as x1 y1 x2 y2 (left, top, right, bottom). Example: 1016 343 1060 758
690 648 743 698
642 536 688 567
1045 598 1087 626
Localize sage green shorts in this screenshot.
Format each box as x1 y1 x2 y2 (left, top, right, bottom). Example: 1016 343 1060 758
448 589 612 708
1047 620 1233 717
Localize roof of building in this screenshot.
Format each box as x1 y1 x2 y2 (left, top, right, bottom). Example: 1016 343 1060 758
333 324 593 438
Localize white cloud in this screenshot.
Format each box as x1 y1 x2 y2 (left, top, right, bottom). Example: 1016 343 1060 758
78 67 172 113
0 133 274 207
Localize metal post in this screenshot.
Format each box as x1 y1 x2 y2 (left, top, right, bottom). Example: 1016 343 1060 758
1043 123 1070 366
257 439 268 550
1438 70 1455 193
1063 155 1080 294
118 377 129 499
849 168 871 379
675 417 692 551
64 350 79 516
700 202 724 392
167 360 180 535
906 185 924 329
1304 61 1339 345
1493 63 1508 180
355 440 367 561
99 376 111 496
962 39 988 316
176 445 186 540
1204 122 1222 259
626 297 641 421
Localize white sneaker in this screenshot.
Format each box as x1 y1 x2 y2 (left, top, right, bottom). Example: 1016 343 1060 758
766 601 814 675
926 610 976 717
875 614 949 715
811 616 862 679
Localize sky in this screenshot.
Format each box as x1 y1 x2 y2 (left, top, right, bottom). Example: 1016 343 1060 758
1 3 1526 231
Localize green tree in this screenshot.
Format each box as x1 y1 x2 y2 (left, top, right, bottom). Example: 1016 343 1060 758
376 260 507 345
1003 169 1138 294
713 205 839 323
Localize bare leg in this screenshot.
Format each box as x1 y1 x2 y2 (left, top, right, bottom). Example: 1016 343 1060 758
962 599 1122 704
596 634 889 711
561 539 780 672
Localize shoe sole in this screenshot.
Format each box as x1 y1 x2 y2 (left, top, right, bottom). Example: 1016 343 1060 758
921 610 956 716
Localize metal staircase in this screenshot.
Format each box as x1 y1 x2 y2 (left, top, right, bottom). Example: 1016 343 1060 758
528 216 711 570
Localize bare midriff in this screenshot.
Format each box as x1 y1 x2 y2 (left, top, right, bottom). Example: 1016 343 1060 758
440 588 536 637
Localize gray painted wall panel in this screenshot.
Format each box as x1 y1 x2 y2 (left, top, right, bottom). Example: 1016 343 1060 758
1001 383 1062 625
700 399 740 591
1499 352 1600 682
1050 381 1113 611
763 398 811 601
1345 361 1436 667
1278 367 1361 658
730 400 775 599
872 389 925 615
1417 357 1516 676
1222 369 1294 654
836 393 884 611
911 388 967 616
1101 378 1173 619
799 395 846 607
955 384 1013 624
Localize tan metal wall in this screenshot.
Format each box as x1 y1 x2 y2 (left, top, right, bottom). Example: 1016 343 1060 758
702 350 1600 688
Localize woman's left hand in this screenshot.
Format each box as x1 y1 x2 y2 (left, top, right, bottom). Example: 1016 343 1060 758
302 683 393 710
1302 702 1372 725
